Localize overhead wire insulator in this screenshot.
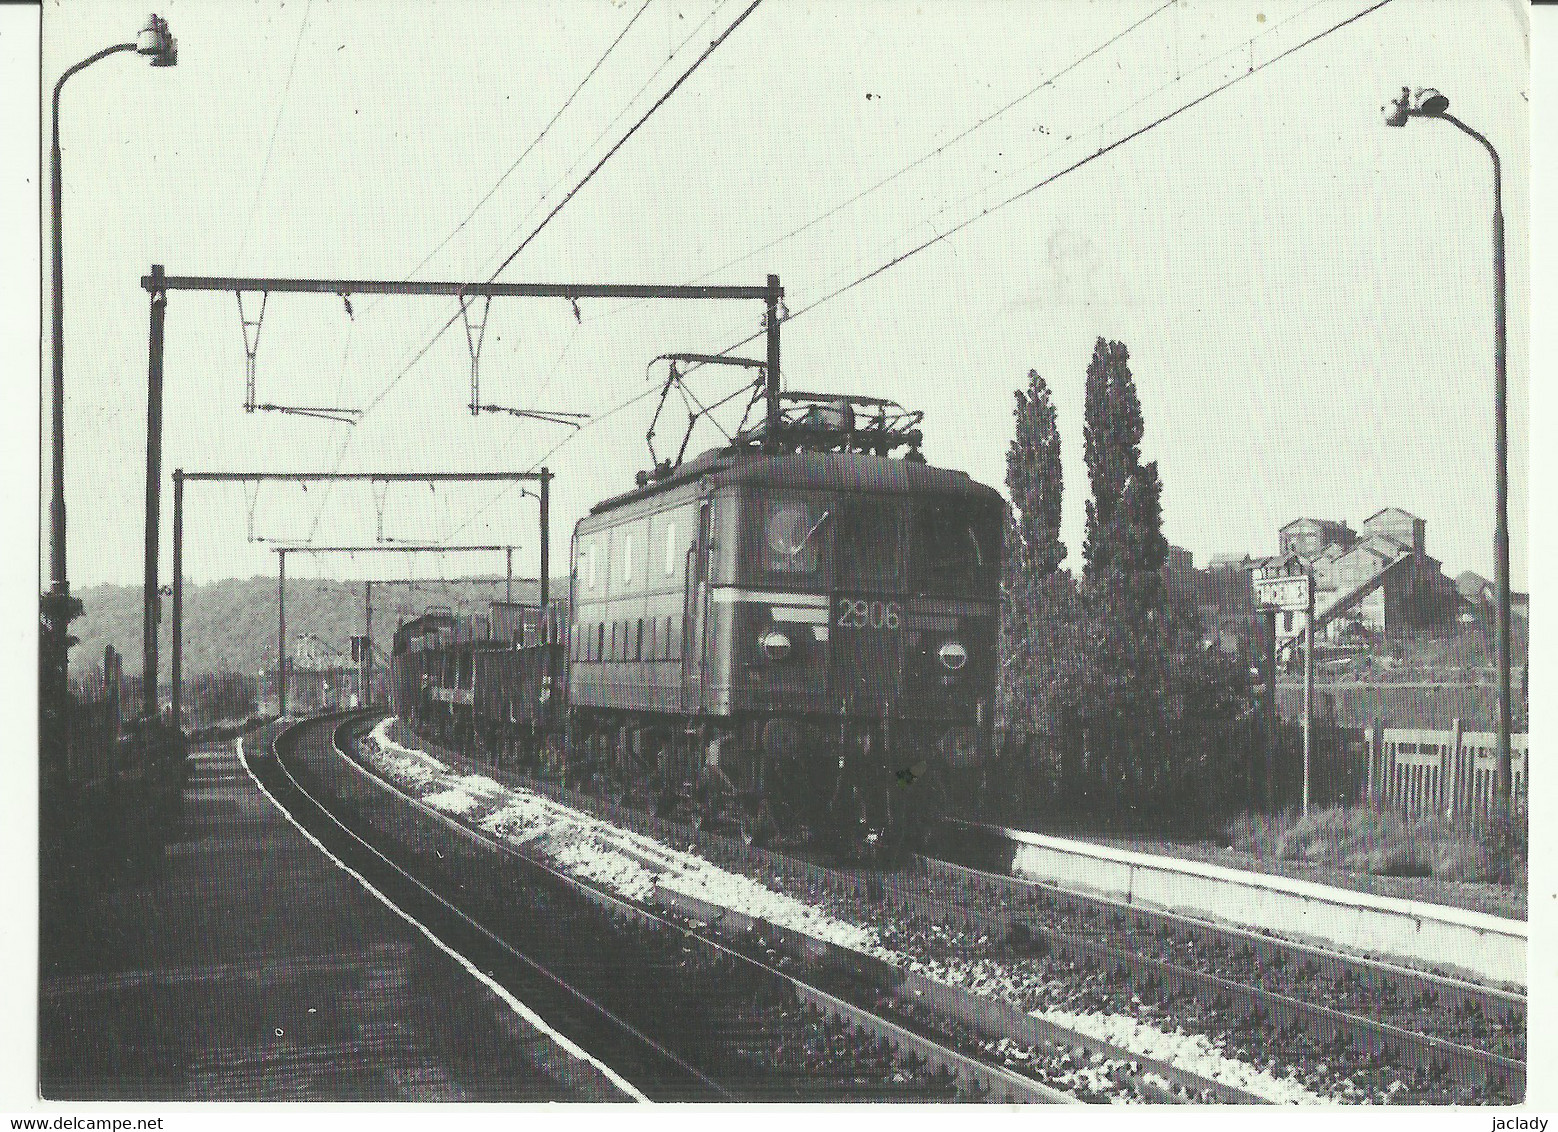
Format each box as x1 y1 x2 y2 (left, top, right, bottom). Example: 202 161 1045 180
236 290 268 412
372 480 390 542
459 292 492 416
244 480 261 542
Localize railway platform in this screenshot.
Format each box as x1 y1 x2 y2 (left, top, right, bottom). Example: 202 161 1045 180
37 723 632 1102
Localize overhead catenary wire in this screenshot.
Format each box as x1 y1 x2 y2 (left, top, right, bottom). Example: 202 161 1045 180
290 0 745 547
395 0 658 295
448 0 1398 542
235 0 315 266
587 0 1178 328
690 0 1401 377
306 0 662 531
490 0 764 281
347 0 763 428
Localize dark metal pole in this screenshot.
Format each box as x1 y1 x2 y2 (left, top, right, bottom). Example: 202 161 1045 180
171 469 184 733
539 469 552 624
363 580 372 708
49 79 67 601
1441 114 1512 816
1302 570 1314 818
764 274 782 452
1490 144 1513 817
506 548 513 605
277 550 287 716
143 264 166 719
48 42 135 603
1264 608 1277 809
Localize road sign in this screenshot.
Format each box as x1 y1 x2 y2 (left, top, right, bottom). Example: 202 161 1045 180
1255 573 1311 612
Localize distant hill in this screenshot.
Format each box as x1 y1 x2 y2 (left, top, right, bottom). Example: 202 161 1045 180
67 575 542 679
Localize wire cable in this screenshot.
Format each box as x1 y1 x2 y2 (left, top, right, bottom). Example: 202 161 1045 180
690 0 1399 380
590 0 1177 327
488 0 765 282
351 0 762 425
236 0 315 265
454 0 1397 543
399 0 657 290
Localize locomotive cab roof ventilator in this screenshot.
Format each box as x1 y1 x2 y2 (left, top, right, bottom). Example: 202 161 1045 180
235 288 363 424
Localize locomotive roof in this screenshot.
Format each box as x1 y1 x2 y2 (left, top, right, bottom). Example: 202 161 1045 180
590 447 1001 515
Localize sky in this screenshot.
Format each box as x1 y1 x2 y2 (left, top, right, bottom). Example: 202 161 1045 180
36 0 1530 594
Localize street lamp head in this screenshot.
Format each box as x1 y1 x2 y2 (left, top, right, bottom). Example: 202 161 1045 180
137 14 177 66
1414 88 1449 117
1383 85 1450 127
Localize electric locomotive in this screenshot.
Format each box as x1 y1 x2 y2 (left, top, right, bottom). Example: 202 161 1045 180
391 392 1003 853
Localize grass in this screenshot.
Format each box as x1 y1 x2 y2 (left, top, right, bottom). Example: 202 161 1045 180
1068 803 1528 919
1226 804 1527 888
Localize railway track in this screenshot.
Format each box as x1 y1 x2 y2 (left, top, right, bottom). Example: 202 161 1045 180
253 713 1088 1103
378 717 1524 1104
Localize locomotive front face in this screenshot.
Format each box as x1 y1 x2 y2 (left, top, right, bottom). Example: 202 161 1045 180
729 484 1001 759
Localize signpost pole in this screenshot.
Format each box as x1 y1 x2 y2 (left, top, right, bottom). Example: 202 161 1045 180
1264 608 1277 809
1302 568 1314 818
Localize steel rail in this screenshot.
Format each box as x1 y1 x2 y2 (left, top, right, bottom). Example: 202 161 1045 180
315 715 1082 1103
341 721 1293 1103
928 821 1527 1007
919 852 1525 1101
415 727 1521 1101
259 714 726 1101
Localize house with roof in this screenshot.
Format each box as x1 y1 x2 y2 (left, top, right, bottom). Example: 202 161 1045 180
1278 517 1357 560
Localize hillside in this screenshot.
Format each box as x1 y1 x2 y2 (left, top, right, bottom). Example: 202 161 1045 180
67 575 544 679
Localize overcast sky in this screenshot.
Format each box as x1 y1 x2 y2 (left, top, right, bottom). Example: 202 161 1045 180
38 0 1529 593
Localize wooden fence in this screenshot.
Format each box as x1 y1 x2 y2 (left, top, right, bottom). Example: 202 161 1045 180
1367 721 1528 819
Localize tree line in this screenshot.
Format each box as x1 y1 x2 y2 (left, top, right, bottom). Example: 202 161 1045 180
993 338 1255 832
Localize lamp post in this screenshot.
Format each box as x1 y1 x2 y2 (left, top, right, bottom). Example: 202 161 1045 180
1383 87 1514 818
45 14 177 722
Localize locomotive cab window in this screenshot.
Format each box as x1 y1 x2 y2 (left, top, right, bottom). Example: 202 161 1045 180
834 500 904 591
911 498 998 596
750 494 830 577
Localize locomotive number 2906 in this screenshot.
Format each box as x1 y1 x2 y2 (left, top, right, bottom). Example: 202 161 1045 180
835 598 902 630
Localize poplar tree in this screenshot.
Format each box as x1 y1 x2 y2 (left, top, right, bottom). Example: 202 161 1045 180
1080 338 1171 804
999 370 1088 806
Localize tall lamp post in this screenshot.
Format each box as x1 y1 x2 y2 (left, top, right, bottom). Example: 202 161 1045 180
45 14 177 721
1383 86 1514 818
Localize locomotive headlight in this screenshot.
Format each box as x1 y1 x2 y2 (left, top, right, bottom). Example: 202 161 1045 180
759 628 793 663
937 639 968 672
